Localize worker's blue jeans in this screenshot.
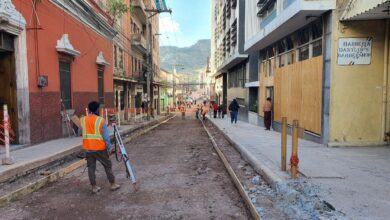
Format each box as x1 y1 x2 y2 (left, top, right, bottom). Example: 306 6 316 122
230 111 238 124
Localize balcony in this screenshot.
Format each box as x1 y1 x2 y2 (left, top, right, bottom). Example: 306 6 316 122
131 0 147 23
245 0 335 52
131 33 147 54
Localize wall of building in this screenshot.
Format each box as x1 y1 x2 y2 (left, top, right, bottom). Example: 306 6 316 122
15 0 113 143
329 15 389 145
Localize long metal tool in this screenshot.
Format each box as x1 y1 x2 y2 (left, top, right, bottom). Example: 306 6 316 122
113 124 137 186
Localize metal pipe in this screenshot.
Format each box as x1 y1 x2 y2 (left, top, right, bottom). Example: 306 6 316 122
382 19 390 141
281 117 287 171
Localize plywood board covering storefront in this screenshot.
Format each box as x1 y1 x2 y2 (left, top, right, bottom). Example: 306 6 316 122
274 56 323 134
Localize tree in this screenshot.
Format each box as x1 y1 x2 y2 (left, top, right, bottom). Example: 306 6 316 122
106 0 130 23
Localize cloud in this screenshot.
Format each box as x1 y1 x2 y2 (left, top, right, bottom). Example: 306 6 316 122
159 16 180 33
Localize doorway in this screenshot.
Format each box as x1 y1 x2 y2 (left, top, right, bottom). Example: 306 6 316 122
0 50 18 144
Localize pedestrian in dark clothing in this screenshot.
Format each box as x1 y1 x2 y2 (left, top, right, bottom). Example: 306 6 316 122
221 104 226 119
263 97 272 130
228 99 240 124
213 103 218 118
217 105 222 118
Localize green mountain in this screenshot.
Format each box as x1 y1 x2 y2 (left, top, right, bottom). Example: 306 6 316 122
160 39 210 74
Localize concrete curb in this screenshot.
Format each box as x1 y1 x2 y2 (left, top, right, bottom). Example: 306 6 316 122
207 119 284 190
0 115 173 184
0 159 86 207
201 119 261 220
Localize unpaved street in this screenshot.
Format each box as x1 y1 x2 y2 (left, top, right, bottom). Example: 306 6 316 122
0 113 251 220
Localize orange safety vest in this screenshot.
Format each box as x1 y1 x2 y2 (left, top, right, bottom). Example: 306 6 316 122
81 115 106 151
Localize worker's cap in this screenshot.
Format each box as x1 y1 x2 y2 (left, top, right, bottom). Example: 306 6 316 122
88 101 100 113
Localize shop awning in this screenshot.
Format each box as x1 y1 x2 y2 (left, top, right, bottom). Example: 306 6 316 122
341 0 390 21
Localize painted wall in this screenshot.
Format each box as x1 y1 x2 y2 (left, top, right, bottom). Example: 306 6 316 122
329 15 388 144
14 0 114 143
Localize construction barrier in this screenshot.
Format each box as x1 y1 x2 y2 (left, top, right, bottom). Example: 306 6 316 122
0 105 16 145
1 104 15 165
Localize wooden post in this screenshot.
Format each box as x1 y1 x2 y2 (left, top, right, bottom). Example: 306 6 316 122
281 117 287 171
291 120 299 178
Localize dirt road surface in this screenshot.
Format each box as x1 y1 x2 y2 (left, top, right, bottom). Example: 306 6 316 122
0 112 251 220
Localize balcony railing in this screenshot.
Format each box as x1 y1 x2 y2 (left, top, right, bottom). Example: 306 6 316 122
131 0 147 22
131 33 147 52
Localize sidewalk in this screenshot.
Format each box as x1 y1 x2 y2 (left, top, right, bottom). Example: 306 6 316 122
0 115 167 184
208 116 390 220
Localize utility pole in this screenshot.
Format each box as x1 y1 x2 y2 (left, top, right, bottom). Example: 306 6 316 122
172 64 184 107
145 5 171 120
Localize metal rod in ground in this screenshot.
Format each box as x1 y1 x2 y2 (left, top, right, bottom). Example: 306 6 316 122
291 120 299 179
200 119 261 220
281 117 287 171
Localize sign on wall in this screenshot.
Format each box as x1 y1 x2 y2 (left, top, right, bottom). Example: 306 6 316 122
337 37 372 65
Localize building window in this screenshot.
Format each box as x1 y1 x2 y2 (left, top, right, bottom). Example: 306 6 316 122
312 39 322 57
298 45 309 61
59 60 72 109
98 68 104 104
118 48 123 69
114 45 117 68
228 63 246 88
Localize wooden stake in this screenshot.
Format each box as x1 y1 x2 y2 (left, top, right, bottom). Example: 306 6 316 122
281 117 287 171
291 120 299 178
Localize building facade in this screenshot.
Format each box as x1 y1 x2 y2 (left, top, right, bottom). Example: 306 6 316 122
97 0 160 121
245 0 390 146
211 0 260 122
2 0 115 144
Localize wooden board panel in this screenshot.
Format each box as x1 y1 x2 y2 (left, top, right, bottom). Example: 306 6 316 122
273 56 323 134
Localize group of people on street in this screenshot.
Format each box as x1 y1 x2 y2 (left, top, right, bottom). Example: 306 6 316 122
210 102 227 119
79 96 273 194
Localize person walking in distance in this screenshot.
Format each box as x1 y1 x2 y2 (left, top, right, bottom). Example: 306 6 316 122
181 104 186 120
228 99 240 125
81 101 120 193
263 97 272 130
213 102 219 118
202 101 208 121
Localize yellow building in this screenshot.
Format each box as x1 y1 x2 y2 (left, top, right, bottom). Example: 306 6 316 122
329 0 390 146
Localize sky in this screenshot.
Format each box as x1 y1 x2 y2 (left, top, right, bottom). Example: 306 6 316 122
159 0 211 48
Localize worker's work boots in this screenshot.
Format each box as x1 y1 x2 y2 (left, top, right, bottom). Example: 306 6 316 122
110 183 120 191
92 185 101 194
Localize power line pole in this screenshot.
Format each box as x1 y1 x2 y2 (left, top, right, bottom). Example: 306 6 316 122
145 6 171 120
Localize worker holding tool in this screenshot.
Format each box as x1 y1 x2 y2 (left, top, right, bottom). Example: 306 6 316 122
81 101 120 194
181 104 186 119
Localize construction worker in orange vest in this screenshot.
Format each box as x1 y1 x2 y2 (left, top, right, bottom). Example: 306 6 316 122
181 104 186 119
81 101 120 193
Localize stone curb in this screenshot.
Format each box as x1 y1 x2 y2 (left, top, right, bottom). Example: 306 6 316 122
207 119 284 190
201 119 261 220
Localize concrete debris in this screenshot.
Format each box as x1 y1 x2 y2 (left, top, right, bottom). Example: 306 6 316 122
251 175 260 185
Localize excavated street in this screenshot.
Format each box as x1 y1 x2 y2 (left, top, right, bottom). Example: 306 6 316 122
0 112 253 220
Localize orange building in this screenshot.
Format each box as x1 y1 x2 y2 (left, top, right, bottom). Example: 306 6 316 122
0 0 116 144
